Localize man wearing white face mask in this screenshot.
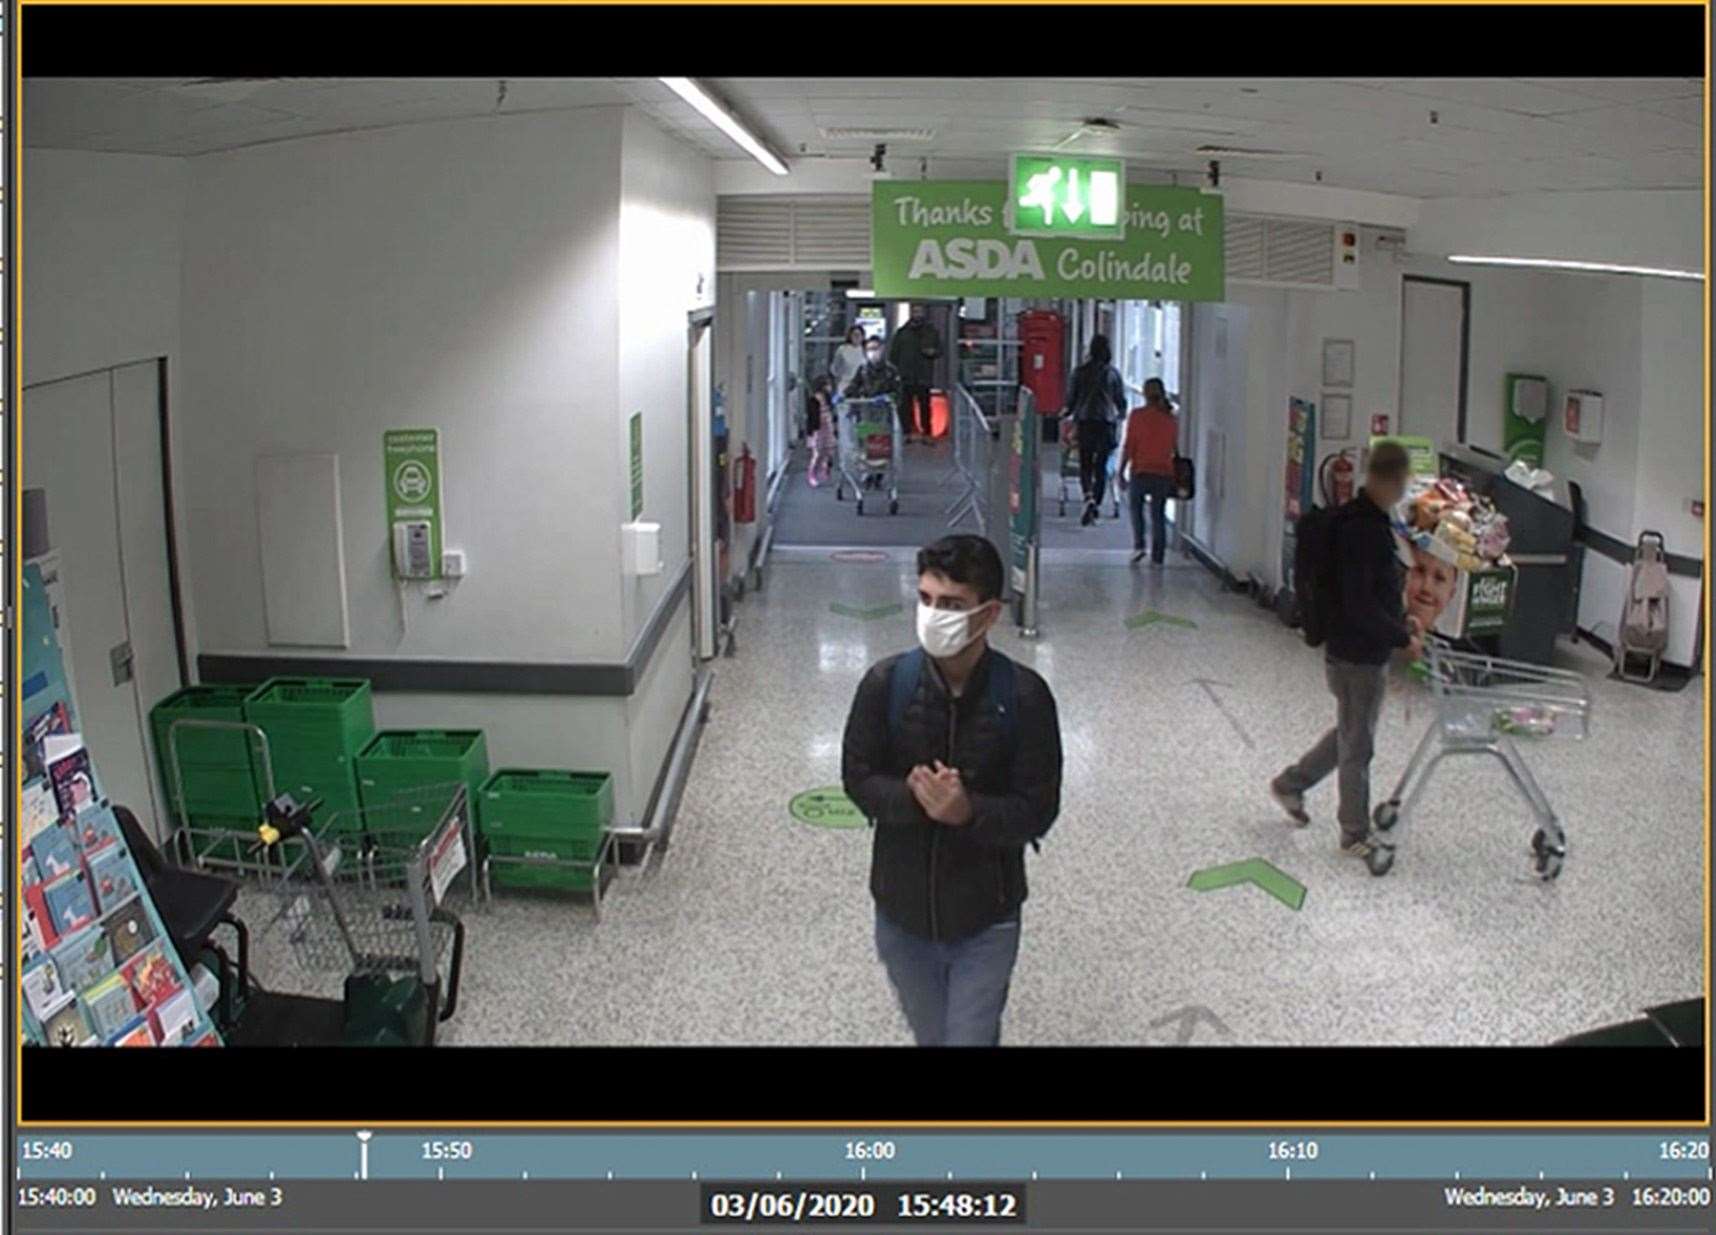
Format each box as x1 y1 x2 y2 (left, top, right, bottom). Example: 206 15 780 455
842 535 1063 1046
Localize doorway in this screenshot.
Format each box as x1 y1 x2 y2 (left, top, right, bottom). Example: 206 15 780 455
1399 276 1471 447
23 358 187 838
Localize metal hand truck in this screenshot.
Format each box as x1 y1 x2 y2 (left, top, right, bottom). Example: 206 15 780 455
253 784 477 1042
1368 641 1592 880
834 394 900 515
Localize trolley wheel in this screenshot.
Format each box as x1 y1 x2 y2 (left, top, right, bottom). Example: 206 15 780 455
836 484 845 501
1366 845 1396 877
889 499 899 515
1530 829 1566 881
856 499 866 515
1059 499 1067 516
752 566 764 592
1372 802 1401 832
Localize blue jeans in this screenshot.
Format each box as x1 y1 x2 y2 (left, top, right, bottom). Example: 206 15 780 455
1128 473 1172 560
874 908 1022 1046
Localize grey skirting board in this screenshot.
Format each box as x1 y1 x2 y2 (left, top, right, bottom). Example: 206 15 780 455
199 561 691 698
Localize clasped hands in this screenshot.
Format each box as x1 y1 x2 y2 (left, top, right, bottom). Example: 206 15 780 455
907 761 973 826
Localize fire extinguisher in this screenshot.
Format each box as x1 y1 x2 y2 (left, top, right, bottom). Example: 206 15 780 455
1320 449 1357 507
733 445 758 524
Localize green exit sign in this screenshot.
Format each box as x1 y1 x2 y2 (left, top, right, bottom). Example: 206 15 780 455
1010 153 1127 240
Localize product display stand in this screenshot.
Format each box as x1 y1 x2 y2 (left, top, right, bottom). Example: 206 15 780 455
19 560 223 1049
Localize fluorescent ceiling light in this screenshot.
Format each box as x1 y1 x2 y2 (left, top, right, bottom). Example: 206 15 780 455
1448 255 1703 281
659 77 788 176
845 288 876 299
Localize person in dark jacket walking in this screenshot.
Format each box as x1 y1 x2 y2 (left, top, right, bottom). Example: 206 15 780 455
1270 441 1423 858
1064 335 1127 526
843 534 1063 1046
844 334 901 401
888 305 942 444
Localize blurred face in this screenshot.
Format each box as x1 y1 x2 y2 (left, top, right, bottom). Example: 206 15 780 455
1405 545 1459 634
866 342 884 364
848 328 866 347
1145 380 1166 405
1367 471 1407 510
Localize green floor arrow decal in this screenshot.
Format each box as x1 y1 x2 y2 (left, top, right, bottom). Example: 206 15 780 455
830 602 904 621
789 787 867 829
1188 858 1307 910
1126 609 1197 630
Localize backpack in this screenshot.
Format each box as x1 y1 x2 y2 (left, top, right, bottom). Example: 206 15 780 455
1292 504 1342 648
885 649 1037 850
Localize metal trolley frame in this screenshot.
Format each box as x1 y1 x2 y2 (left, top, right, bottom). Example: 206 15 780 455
481 830 619 922
257 784 478 1039
164 717 299 884
1056 413 1121 519
834 394 901 516
1368 641 1592 880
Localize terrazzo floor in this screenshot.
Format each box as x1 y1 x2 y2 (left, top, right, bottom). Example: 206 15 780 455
240 554 1706 1047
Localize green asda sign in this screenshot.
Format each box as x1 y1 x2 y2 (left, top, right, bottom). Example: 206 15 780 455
872 180 1225 300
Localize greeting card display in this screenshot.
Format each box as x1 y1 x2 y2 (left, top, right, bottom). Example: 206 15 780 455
19 556 224 1050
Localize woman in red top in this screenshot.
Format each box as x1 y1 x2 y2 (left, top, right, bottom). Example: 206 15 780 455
1121 378 1178 565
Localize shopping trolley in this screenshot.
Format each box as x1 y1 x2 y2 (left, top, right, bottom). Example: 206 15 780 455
1056 414 1121 519
254 784 476 1042
1367 641 1592 880
834 394 900 516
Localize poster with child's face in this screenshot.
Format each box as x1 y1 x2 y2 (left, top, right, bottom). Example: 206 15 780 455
1405 544 1461 638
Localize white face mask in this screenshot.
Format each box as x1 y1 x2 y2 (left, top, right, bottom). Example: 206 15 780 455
917 601 988 660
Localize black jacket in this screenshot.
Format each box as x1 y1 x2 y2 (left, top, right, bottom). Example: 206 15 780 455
844 360 901 401
1066 361 1127 424
888 319 942 387
1327 490 1412 666
842 648 1062 943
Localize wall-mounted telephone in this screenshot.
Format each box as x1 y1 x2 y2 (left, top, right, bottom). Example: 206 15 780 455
392 520 433 579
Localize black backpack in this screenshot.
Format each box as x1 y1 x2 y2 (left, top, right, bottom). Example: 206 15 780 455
1293 504 1343 647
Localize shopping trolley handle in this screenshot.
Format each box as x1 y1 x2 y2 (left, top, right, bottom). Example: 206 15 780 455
257 793 324 846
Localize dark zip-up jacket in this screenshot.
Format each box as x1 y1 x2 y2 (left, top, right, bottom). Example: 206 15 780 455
888 320 942 387
1066 361 1127 424
1327 490 1413 666
844 359 901 401
842 647 1062 943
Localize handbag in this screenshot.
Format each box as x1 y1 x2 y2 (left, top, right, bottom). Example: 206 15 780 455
1172 454 1197 501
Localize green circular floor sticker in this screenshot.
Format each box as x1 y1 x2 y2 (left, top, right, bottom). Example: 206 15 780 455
790 787 866 829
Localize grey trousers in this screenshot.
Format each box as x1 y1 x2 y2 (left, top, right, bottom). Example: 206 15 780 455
1276 657 1389 845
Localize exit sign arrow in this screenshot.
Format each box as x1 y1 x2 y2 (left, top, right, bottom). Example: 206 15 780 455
1189 858 1307 911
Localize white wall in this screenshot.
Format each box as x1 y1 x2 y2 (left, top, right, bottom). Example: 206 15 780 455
1188 226 1704 666
615 108 716 817
22 149 204 670
22 150 185 387
1413 190 1703 274
617 107 715 647
181 109 626 664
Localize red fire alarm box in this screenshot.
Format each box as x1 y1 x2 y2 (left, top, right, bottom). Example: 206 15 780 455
1018 310 1066 415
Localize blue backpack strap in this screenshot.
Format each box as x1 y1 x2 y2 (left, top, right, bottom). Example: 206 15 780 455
887 648 924 741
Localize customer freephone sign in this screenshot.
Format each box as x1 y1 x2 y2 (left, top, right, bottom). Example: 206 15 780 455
872 176 1225 300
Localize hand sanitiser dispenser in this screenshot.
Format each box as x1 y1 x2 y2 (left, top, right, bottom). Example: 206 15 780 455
623 521 662 577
